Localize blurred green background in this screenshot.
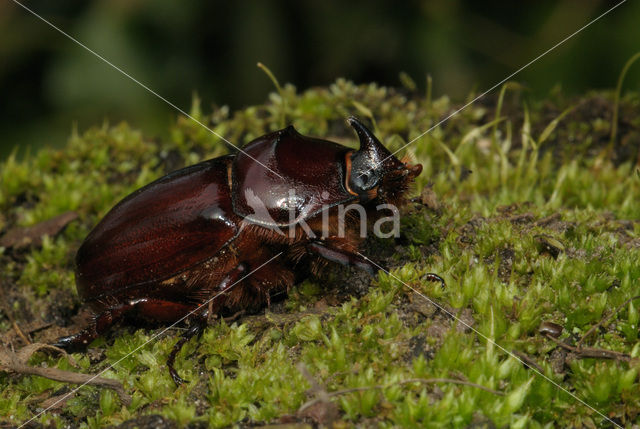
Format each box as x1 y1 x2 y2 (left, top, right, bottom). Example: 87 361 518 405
1 0 638 160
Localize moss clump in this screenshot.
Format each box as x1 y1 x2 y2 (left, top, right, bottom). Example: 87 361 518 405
1 79 640 428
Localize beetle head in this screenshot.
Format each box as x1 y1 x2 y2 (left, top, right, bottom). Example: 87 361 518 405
346 117 422 204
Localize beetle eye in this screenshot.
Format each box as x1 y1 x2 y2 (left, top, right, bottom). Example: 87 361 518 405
348 151 381 195
352 171 375 191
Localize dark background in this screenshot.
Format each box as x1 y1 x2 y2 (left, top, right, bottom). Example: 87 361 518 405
1 0 638 160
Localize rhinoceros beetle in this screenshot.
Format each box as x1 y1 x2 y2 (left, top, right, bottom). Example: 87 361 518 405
54 117 443 384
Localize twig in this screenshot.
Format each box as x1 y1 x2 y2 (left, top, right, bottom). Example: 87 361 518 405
14 343 78 368
512 350 544 373
298 376 503 413
12 321 31 345
24 322 54 335
296 363 338 425
297 362 330 403
41 391 77 410
0 345 131 405
545 334 632 362
534 212 561 227
0 302 32 345
577 295 640 349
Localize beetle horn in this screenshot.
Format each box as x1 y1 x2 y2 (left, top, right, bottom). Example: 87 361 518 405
347 116 393 166
345 116 399 195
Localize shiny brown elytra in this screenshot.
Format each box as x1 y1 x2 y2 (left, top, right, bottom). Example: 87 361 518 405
54 117 442 384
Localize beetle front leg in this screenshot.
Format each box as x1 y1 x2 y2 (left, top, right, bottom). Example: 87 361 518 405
167 262 249 386
307 241 446 289
307 241 378 276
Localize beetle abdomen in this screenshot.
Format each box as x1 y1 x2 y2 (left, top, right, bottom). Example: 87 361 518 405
75 156 238 302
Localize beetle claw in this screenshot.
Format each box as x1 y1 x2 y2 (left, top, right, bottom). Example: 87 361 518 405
424 272 446 289
169 367 189 386
52 337 72 350
167 341 190 387
52 332 93 353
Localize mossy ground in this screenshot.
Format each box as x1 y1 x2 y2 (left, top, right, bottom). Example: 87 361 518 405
1 79 640 428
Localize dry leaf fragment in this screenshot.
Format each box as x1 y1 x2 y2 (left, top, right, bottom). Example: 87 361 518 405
0 211 78 250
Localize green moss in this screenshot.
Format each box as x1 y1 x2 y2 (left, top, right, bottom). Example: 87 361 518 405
2 80 640 427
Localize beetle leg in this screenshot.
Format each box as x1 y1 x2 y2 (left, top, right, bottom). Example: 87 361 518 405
167 262 249 386
307 241 378 276
53 302 135 351
166 318 206 386
307 242 446 288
